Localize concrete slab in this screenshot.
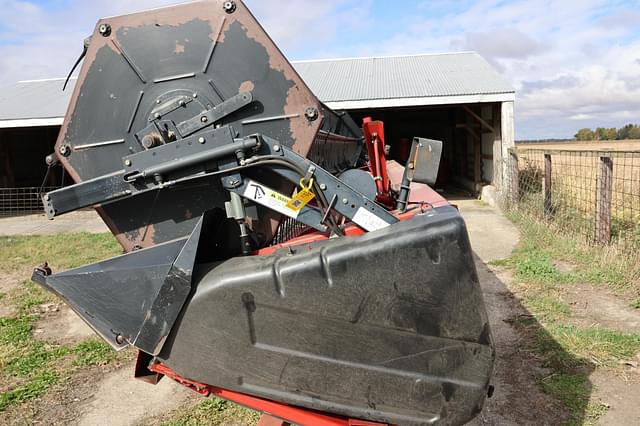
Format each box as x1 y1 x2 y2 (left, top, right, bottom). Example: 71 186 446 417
455 199 519 262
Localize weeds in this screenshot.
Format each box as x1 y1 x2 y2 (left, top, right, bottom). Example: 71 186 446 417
539 373 608 425
161 397 260 426
73 339 117 367
0 233 122 412
493 212 640 423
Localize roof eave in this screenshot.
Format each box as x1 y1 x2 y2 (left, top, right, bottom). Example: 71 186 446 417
325 92 515 110
0 117 64 129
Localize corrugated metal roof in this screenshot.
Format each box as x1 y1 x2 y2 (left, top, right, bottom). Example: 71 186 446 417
292 52 514 103
0 52 514 127
0 78 76 125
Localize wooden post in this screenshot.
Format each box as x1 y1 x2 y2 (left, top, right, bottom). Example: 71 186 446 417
544 153 552 218
595 156 613 244
509 149 519 205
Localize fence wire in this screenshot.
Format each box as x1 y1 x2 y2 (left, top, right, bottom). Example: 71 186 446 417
0 187 59 217
502 149 640 251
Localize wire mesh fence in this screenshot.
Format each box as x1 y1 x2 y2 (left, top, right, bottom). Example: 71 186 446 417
502 148 640 252
0 187 60 217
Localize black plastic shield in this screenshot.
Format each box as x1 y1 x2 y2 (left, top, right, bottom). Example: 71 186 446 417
158 206 494 426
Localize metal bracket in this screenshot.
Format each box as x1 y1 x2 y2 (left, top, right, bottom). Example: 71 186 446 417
43 126 245 218
229 136 398 232
177 91 253 137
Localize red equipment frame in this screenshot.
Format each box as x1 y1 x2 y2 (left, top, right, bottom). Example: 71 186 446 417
147 361 390 426
362 117 393 206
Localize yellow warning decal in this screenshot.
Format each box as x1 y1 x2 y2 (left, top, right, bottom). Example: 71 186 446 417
243 180 300 218
286 178 316 211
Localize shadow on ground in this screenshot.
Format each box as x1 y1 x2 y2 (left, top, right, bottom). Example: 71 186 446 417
470 253 595 425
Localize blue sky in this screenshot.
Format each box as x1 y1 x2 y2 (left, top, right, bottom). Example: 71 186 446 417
1 0 640 140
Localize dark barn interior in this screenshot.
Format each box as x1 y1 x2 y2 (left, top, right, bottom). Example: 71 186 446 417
347 103 502 194
0 126 64 215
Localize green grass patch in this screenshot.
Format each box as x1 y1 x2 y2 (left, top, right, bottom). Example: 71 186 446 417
538 325 640 368
0 232 120 272
0 316 34 345
0 371 59 411
162 397 260 426
0 313 70 411
0 233 122 412
540 373 608 425
526 293 570 323
72 339 117 367
502 212 634 290
9 281 57 312
5 344 70 377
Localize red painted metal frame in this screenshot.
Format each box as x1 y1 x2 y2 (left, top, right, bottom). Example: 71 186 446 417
362 117 392 205
148 362 390 426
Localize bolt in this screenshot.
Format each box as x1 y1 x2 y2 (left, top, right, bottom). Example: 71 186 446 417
198 137 206 144
179 100 186 107
156 99 161 104
408 163 414 169
342 198 348 204
124 159 132 166
45 154 57 166
44 194 50 201
192 93 198 98
201 115 208 123
58 145 71 157
98 23 111 37
273 144 281 152
223 0 236 13
154 112 160 119
304 107 319 121
115 334 125 345
320 183 327 190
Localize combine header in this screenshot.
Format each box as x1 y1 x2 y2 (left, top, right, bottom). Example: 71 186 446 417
33 1 494 424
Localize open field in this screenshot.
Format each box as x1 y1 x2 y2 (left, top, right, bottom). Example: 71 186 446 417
510 145 640 251
517 140 640 151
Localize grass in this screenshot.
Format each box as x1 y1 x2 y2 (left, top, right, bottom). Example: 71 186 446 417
161 397 260 426
540 373 609 425
0 233 122 413
494 211 634 291
72 339 118 367
0 232 121 271
536 325 640 368
492 213 640 423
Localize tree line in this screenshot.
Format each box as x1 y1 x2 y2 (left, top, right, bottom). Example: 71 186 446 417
575 124 640 141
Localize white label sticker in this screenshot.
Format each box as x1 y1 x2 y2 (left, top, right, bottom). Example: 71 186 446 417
243 180 299 219
352 207 391 232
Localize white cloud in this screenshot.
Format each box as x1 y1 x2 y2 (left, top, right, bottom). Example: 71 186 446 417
569 114 593 120
0 0 639 139
346 0 640 139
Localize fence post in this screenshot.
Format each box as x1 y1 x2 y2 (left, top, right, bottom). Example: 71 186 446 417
544 153 552 218
509 149 519 205
595 156 613 244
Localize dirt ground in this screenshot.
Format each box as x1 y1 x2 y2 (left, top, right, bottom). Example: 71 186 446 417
2 200 640 425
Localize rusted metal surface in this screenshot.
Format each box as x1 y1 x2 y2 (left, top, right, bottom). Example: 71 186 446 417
54 0 355 251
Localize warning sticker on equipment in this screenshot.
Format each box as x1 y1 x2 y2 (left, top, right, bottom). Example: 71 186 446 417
352 207 391 232
243 180 299 219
